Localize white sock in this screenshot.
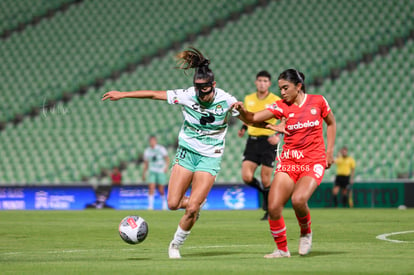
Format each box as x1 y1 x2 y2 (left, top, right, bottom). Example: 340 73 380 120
148 194 154 210
161 195 167 210
173 225 191 246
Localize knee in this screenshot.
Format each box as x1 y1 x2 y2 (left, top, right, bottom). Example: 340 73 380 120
261 175 271 187
267 202 283 220
167 197 180 210
291 193 307 210
185 203 199 218
242 173 254 184
168 202 179 211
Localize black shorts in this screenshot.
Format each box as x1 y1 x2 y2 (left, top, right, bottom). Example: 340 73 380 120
242 136 278 167
335 175 351 189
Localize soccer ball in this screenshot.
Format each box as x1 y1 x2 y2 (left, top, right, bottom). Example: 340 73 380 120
118 215 148 244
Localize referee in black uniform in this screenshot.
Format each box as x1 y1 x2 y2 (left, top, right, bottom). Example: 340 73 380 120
238 71 281 220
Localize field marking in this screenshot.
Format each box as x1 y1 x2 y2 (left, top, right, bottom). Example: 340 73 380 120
1 248 135 256
0 244 263 257
2 252 23 255
376 230 414 243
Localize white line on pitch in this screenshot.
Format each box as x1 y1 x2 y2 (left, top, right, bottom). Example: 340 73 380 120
376 230 414 243
1 248 134 256
0 244 265 256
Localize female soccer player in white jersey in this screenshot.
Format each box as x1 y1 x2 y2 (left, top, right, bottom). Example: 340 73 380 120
102 47 283 259
233 69 336 258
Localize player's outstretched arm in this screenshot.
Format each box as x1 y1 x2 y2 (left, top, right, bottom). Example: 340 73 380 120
232 102 272 123
102 90 167 101
232 102 289 134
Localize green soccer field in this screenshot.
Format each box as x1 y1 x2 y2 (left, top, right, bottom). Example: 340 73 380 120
1 209 413 274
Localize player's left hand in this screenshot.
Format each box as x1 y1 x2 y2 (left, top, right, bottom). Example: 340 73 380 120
325 152 335 169
231 101 246 112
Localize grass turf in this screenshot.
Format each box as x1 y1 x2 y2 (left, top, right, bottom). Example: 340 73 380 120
0 209 413 274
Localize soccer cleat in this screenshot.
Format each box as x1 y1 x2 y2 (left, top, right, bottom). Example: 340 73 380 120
264 249 291 258
196 199 207 221
298 233 312 256
168 241 181 259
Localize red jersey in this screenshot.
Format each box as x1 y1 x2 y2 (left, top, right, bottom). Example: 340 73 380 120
111 172 122 185
267 94 331 163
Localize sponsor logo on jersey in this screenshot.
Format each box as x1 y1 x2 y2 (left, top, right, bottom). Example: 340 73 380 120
287 119 320 130
313 164 324 178
279 149 305 160
215 104 224 115
192 103 200 111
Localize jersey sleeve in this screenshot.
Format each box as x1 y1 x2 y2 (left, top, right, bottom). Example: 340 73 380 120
160 146 168 157
166 89 187 105
351 158 356 169
143 149 149 161
320 96 331 118
266 100 284 119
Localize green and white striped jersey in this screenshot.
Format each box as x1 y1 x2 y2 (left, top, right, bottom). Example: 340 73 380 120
166 87 239 158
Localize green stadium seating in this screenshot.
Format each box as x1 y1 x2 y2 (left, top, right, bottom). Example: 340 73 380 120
0 0 262 123
0 0 76 34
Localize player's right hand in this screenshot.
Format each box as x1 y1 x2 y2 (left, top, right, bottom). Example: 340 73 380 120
266 123 290 135
102 91 124 101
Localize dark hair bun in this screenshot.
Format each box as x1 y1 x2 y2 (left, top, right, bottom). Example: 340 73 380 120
199 59 210 67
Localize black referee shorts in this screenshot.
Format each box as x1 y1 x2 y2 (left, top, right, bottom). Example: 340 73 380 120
242 136 278 168
335 175 351 189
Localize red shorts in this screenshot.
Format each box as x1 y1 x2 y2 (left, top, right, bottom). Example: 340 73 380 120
275 159 326 185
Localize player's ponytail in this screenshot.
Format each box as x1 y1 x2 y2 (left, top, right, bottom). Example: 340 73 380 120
176 47 214 83
278 69 306 93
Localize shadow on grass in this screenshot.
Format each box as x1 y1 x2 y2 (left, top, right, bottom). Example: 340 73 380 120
185 251 244 257
126 251 242 260
291 251 347 257
126 251 345 260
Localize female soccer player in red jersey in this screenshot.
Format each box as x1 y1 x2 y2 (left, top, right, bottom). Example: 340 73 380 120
233 69 336 258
